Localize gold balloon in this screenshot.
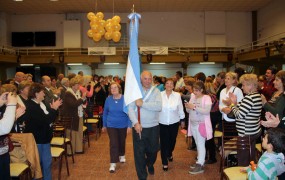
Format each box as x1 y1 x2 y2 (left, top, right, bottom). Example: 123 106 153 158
112 15 121 24
93 33 102 42
104 31 113 40
99 20 106 27
112 31 121 42
105 23 113 32
87 29 93 38
96 12 104 20
87 12 95 20
90 16 99 24
98 27 106 36
106 19 113 24
91 23 100 32
113 24 121 31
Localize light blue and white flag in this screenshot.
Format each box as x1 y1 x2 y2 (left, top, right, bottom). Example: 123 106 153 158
124 13 143 113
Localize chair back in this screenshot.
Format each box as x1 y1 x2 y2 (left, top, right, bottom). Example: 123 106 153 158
220 121 251 170
54 116 74 141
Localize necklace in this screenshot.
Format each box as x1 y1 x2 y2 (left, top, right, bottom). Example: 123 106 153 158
113 95 121 103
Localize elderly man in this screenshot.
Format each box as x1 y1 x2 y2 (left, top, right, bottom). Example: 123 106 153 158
42 75 58 109
56 73 64 88
60 78 69 100
128 71 162 180
14 72 25 87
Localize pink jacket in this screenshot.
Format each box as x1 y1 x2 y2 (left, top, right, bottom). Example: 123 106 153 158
187 94 213 140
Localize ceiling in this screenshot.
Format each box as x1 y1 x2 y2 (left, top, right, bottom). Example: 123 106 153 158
0 0 273 15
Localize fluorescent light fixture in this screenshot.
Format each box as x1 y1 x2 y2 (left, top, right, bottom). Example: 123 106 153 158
20 64 34 66
104 63 119 65
199 62 215 65
67 63 83 66
13 0 23 1
149 62 165 65
49 0 58 1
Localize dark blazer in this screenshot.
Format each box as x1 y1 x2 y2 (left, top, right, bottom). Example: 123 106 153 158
24 100 57 144
43 87 57 110
61 91 84 131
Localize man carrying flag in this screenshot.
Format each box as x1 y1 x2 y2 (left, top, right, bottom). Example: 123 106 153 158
124 12 162 180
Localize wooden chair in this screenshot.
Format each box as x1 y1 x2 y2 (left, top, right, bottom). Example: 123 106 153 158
51 146 69 180
51 116 75 163
10 162 32 180
221 135 251 180
10 141 32 180
84 105 102 140
82 125 90 152
219 121 238 173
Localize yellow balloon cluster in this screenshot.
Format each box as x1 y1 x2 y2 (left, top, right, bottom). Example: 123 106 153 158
87 12 122 42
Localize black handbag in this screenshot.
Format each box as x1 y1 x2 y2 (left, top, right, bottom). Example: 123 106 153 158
227 110 236 119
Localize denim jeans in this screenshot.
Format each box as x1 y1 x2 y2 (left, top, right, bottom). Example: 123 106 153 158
37 144 52 180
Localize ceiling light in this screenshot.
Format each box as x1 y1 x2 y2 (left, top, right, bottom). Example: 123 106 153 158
67 63 83 66
49 0 58 1
20 64 34 66
104 63 119 65
13 0 23 1
199 62 215 65
149 62 165 65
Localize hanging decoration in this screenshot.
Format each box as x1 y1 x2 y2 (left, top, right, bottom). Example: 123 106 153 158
86 0 122 42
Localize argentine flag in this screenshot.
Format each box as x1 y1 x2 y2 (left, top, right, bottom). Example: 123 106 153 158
124 13 143 113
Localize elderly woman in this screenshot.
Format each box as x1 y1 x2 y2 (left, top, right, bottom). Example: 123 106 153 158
102 82 131 173
61 77 86 154
224 74 262 166
24 83 62 180
185 81 213 175
158 78 185 171
261 70 285 119
16 81 32 132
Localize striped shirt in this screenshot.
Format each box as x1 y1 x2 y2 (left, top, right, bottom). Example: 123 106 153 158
232 92 262 136
247 151 285 180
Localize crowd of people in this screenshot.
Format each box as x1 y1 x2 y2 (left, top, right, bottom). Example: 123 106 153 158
0 66 285 180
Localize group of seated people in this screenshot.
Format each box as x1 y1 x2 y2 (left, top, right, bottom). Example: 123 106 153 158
0 66 285 179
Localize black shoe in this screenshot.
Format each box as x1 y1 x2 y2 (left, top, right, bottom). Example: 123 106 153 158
168 156 173 162
205 159 217 164
163 165 168 171
148 165 154 175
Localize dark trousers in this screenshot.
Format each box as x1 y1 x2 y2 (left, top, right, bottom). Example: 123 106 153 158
132 125 160 180
159 122 179 165
205 111 221 161
0 152 10 180
237 130 262 166
107 127 127 163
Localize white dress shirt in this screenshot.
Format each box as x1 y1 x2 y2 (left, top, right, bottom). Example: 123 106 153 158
159 90 185 125
219 86 244 122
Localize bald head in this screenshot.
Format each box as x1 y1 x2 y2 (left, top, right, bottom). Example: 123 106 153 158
42 75 51 88
141 71 152 89
15 72 25 83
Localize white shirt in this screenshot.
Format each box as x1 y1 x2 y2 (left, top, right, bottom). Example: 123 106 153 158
175 77 185 90
219 86 244 122
159 91 185 125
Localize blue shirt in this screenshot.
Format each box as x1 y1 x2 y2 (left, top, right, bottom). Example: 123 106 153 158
103 95 131 128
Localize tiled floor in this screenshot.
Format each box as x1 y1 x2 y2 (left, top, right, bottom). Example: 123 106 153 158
52 130 221 180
